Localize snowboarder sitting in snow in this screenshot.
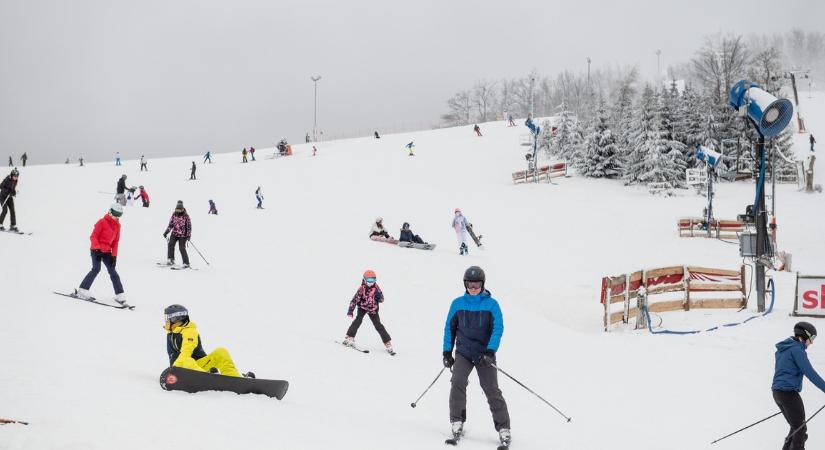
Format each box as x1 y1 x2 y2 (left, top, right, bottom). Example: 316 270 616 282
164 304 253 378
374 131 381 139
343 270 394 354
369 217 392 239
163 201 192 268
208 199 218 215
399 222 426 244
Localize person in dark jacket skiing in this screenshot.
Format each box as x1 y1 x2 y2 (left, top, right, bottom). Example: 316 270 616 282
0 168 20 232
811 134 816 152
189 161 196 180
399 222 426 244
203 151 212 163
250 147 256 161
162 201 192 268
474 124 482 136
242 148 248 163
442 266 510 447
374 131 381 139
772 322 825 449
164 304 251 377
255 186 264 209
343 270 394 354
74 203 127 304
20 153 27 167
208 199 218 215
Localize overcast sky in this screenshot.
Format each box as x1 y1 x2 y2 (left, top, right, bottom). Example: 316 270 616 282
1 0 822 164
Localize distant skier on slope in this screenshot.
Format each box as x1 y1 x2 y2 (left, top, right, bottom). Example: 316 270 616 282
0 168 20 232
442 266 510 447
369 217 392 239
772 322 825 449
255 186 264 209
138 186 150 208
374 131 381 139
189 161 197 180
405 142 415 156
250 147 256 161
74 203 128 305
162 201 192 268
451 208 469 255
399 222 426 244
207 199 218 215
242 148 248 163
164 304 253 378
343 270 394 355
474 124 482 136
140 155 148 172
203 151 212 163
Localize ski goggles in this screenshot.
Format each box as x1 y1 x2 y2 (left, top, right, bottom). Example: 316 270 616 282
465 281 483 290
364 277 376 284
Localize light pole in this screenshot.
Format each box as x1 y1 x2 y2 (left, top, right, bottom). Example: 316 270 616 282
311 75 322 142
586 57 591 95
530 76 536 118
655 49 662 82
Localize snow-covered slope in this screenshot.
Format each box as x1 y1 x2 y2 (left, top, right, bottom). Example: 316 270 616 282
1 93 824 450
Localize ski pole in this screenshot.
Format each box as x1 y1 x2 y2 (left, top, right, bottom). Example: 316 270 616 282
187 239 210 265
710 411 781 444
784 403 825 445
484 356 572 422
410 366 447 408
0 418 29 425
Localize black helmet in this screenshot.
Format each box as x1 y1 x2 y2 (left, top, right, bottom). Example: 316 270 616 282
10 168 19 176
164 304 189 323
794 322 817 341
402 222 410 229
463 266 485 291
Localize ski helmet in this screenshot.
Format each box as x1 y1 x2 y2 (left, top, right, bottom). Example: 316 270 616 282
164 304 189 323
463 266 485 291
402 222 410 229
794 322 817 341
363 269 376 279
10 168 19 177
109 203 124 217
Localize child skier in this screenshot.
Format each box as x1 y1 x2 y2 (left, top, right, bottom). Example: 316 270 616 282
772 322 825 449
369 217 392 239
250 147 256 161
140 155 148 171
162 201 192 268
405 142 415 156
0 168 20 232
242 148 248 163
164 304 253 378
452 208 469 255
138 186 150 208
399 222 426 244
343 270 394 355
74 203 127 305
203 151 212 163
255 186 264 209
208 199 218 215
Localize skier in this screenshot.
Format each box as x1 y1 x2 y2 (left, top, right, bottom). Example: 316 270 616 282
115 174 134 206
74 203 127 305
203 151 212 163
312 146 317 156
374 131 381 139
442 266 510 447
452 208 469 255
79 157 84 167
343 270 394 354
369 217 392 239
140 155 148 172
405 142 415 156
772 322 825 449
255 186 264 209
474 124 482 136
250 147 256 161
242 148 248 163
189 161 196 180
138 186 150 208
162 201 192 268
20 153 27 167
115 152 121 166
399 222 426 244
0 168 20 232
508 113 515 127
306 132 311 143
208 199 218 215
811 134 816 152
164 304 253 378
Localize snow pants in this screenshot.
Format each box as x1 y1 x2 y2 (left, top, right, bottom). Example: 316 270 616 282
167 236 190 265
347 308 391 344
80 250 124 295
190 170 196 180
196 347 241 377
140 163 147 171
449 354 510 431
115 193 126 206
0 196 15 227
454 229 467 245
256 195 263 208
774 390 807 450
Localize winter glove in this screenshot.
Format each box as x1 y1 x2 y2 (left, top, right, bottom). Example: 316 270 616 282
442 351 455 368
163 231 169 239
480 350 496 365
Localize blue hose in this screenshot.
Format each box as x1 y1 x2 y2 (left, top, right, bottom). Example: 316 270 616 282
642 278 775 335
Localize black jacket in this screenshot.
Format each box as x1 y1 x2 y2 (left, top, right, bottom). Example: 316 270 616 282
0 175 17 200
116 178 127 194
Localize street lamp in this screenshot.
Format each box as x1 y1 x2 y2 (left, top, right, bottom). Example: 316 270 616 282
655 49 661 81
311 75 322 142
586 57 591 95
530 76 536 118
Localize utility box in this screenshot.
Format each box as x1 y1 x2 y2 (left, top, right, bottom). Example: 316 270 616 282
740 232 758 257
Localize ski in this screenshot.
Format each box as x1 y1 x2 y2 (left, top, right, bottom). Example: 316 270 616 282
445 435 462 446
497 445 510 450
157 262 197 270
53 291 135 310
1 229 31 236
335 340 369 353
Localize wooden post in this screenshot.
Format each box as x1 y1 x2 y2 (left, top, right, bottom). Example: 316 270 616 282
740 264 747 307
684 266 691 311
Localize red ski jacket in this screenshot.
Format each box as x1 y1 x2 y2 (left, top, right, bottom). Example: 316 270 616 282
139 190 150 202
90 214 121 256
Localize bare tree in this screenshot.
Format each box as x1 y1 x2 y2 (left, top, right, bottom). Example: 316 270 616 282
472 81 498 122
691 34 749 103
748 47 783 91
441 90 473 126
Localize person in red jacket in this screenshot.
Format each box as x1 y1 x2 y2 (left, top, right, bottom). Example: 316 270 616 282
74 203 127 304
138 186 150 208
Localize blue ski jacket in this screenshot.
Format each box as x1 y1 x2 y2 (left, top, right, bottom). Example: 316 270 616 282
443 290 503 362
772 337 825 393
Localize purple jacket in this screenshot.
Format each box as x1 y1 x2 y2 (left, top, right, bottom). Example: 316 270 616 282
348 282 384 315
166 213 192 238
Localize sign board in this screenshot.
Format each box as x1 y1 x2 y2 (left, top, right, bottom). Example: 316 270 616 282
793 274 825 317
686 169 708 186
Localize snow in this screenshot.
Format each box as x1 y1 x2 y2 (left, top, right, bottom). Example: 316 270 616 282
1 93 824 450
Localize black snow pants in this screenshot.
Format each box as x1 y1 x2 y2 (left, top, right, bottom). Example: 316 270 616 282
167 236 190 265
774 389 807 450
346 308 391 343
450 353 510 431
0 196 15 227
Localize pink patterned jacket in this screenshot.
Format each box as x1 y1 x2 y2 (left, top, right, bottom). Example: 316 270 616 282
347 283 384 315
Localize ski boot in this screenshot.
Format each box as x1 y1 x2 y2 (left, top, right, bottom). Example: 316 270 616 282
342 336 355 348
181 263 190 269
9 226 18 232
451 421 464 439
0 225 5 231
165 259 174 266
73 288 94 301
243 371 256 379
384 341 396 356
114 293 128 305
498 428 511 448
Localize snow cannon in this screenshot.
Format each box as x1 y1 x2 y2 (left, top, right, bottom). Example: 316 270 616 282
729 80 793 137
695 145 722 169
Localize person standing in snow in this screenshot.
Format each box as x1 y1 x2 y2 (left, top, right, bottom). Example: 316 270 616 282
811 134 816 152
162 201 192 268
405 142 415 156
203 151 212 163
399 222 426 244
508 113 515 127
772 322 825 449
20 153 27 167
474 124 482 136
242 148 248 163
189 161 197 180
250 147 256 161
442 266 510 447
164 304 253 378
255 186 264 209
138 186 150 208
342 270 394 354
0 168 20 232
369 217 392 239
7 156 11 167
312 146 317 156
208 199 218 215
452 208 469 255
115 174 134 206
140 155 148 172
74 203 127 305
115 152 121 166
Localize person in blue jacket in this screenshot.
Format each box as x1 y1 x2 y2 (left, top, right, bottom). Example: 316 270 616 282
442 266 510 447
772 321 825 450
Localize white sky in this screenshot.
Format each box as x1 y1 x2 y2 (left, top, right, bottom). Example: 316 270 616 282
1 0 822 163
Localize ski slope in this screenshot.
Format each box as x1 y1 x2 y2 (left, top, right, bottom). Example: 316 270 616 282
1 93 824 450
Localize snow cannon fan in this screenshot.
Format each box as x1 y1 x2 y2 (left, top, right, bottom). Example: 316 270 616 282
729 80 793 137
695 145 722 169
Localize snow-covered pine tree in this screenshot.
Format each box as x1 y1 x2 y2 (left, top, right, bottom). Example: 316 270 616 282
678 84 707 166
539 119 553 155
568 115 588 170
769 127 798 182
611 79 636 164
623 84 657 185
551 102 576 160
577 99 620 178
656 87 688 186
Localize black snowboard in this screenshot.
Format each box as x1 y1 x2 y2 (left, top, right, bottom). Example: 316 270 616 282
159 366 288 400
466 224 483 248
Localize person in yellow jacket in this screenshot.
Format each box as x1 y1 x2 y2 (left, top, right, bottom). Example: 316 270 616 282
164 304 252 378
